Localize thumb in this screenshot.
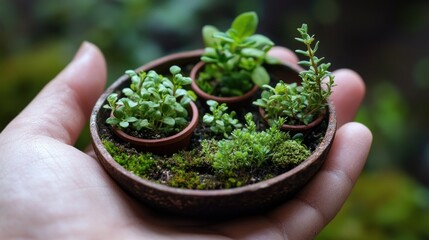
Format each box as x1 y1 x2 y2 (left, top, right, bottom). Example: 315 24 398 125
4 41 107 145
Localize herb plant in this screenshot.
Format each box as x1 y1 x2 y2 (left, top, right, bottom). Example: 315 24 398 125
253 23 335 125
104 65 196 136
202 100 242 137
197 11 276 97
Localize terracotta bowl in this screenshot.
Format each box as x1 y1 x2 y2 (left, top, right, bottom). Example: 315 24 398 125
90 49 337 219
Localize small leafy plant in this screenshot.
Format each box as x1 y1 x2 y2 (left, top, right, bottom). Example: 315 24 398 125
104 65 196 137
202 100 242 137
254 24 335 125
197 11 276 97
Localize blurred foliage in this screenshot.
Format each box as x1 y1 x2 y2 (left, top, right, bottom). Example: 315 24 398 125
318 170 429 239
1 0 429 238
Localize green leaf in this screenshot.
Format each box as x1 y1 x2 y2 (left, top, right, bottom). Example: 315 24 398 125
177 76 192 86
106 117 120 125
265 56 281 65
162 79 174 89
175 117 187 127
213 32 235 43
245 34 274 49
161 103 172 115
174 104 186 114
125 117 138 122
206 100 218 107
175 89 187 97
231 11 258 39
180 96 191 106
187 90 197 101
241 48 264 58
251 65 270 86
169 65 181 75
163 117 175 126
202 25 219 47
107 93 118 104
119 121 129 128
122 88 134 96
215 120 225 127
135 119 149 129
203 115 214 124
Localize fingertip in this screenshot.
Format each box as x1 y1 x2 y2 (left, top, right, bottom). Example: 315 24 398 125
64 41 107 115
331 68 366 126
269 46 299 64
326 122 372 182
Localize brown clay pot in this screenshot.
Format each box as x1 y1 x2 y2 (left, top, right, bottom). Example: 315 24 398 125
190 61 259 107
258 107 326 133
90 50 337 219
111 101 198 155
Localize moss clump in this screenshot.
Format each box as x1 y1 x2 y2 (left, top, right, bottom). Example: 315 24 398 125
203 114 290 177
272 140 310 168
103 139 156 177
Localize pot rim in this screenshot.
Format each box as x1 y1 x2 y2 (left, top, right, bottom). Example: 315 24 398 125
111 101 199 145
258 107 326 131
190 61 260 104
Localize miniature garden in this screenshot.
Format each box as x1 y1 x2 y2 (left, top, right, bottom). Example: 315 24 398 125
95 12 335 191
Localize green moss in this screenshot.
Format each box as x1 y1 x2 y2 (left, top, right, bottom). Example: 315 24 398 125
271 140 310 168
205 114 291 177
103 139 156 177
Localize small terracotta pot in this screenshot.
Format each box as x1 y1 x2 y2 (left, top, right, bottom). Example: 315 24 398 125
259 107 326 133
111 101 199 155
190 61 259 107
90 50 337 219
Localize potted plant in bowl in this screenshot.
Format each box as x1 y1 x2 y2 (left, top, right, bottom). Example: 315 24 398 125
90 19 337 218
103 65 198 155
254 24 335 132
190 11 277 106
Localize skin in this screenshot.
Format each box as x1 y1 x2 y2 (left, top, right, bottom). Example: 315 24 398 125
0 42 372 240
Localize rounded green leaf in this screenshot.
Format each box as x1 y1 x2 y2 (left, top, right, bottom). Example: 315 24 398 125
106 117 120 125
203 115 214 124
241 48 264 58
251 65 270 86
169 65 181 75
119 121 129 128
163 117 175 126
231 11 258 39
122 88 134 96
202 25 219 47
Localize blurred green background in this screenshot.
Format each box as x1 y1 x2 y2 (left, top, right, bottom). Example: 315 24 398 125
1 0 428 238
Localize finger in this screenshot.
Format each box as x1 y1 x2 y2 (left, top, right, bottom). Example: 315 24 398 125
268 122 372 239
5 42 107 145
330 69 366 127
268 46 299 64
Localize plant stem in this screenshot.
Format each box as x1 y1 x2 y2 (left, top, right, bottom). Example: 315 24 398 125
306 42 323 98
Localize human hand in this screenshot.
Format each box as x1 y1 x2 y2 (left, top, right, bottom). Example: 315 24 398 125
0 42 372 239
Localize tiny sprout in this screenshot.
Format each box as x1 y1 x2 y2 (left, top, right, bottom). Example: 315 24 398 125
202 100 242 136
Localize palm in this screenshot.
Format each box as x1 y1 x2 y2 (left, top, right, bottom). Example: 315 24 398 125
0 43 372 240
